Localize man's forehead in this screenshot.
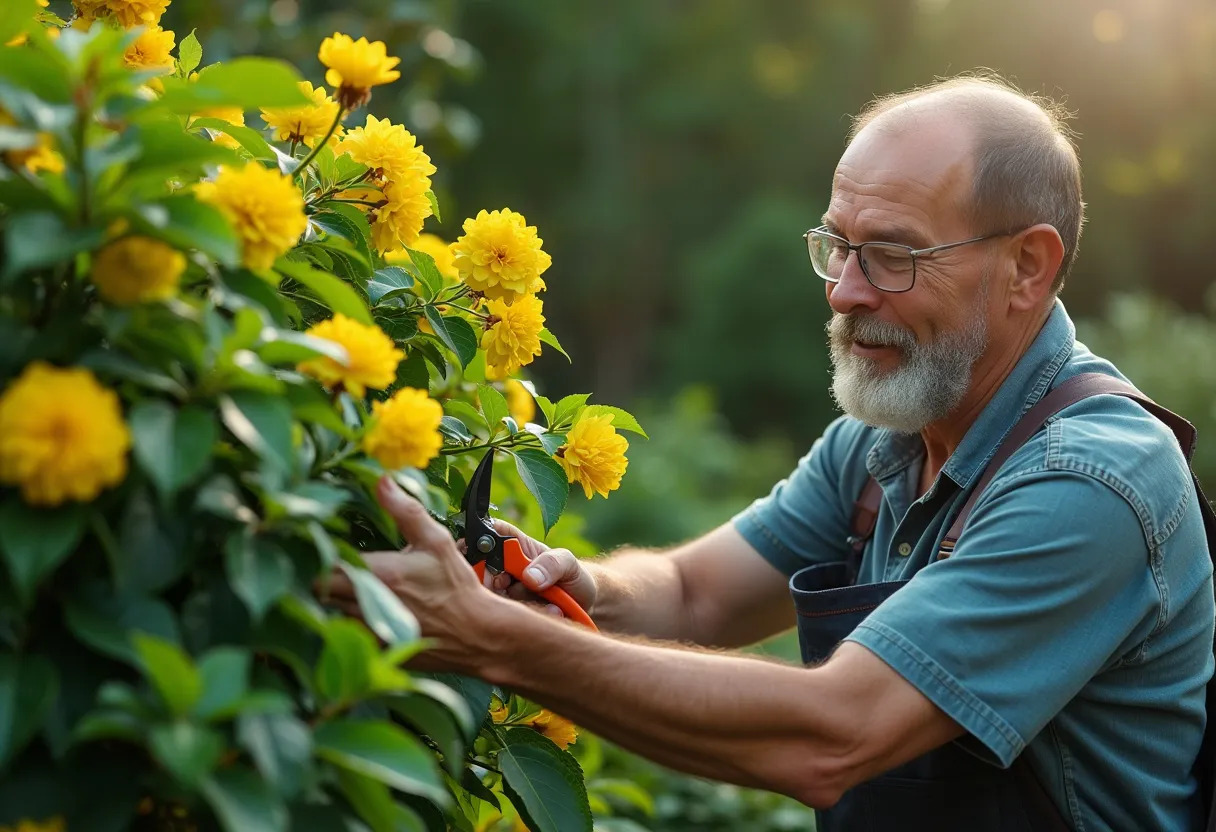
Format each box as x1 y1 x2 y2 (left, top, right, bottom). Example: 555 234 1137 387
827 110 975 240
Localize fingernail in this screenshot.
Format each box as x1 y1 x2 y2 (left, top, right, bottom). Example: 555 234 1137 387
544 604 563 617
524 566 546 587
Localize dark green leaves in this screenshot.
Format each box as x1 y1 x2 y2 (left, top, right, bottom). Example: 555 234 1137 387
149 722 224 788
220 391 294 472
512 449 569 534
133 633 201 716
367 267 415 306
202 765 288 832
424 310 478 368
130 401 218 498
0 501 86 605
224 533 293 622
405 249 445 299
337 563 420 646
0 653 57 769
581 405 648 438
276 259 372 324
3 213 104 279
237 712 312 799
314 719 447 806
499 728 592 832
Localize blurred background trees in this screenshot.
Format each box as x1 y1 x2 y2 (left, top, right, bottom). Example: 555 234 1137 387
159 0 1216 827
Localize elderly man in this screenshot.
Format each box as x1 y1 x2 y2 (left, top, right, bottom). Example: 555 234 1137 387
327 77 1215 830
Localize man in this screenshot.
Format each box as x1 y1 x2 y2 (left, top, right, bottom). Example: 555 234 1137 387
326 77 1214 830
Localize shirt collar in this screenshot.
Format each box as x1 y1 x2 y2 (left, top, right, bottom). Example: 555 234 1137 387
866 299 1075 487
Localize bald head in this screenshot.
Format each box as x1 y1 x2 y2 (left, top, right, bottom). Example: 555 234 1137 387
848 77 1085 291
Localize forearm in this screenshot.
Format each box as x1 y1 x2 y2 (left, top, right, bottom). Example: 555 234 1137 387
480 598 853 805
585 548 698 641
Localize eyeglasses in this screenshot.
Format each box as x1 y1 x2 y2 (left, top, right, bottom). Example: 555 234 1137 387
804 226 1014 293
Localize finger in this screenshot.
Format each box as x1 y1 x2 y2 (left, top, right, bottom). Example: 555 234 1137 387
492 572 513 592
543 604 565 618
521 548 578 592
313 568 357 601
376 476 455 555
505 582 536 603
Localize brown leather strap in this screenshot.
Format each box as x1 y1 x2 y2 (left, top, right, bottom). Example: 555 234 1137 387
941 373 1193 546
849 476 883 554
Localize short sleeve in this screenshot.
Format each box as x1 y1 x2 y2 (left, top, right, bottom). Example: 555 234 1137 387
731 416 861 577
846 468 1158 766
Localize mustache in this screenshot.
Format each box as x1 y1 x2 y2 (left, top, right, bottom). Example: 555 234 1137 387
828 314 918 352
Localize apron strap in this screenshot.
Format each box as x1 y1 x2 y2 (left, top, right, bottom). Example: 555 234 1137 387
847 476 884 582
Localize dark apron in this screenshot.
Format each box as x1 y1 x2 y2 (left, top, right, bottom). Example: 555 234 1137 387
792 562 1063 831
787 373 1216 832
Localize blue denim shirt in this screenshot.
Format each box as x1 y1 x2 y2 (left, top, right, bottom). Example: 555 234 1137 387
734 301 1214 831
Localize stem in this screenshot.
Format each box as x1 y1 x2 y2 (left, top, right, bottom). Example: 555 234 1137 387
439 434 541 457
289 138 299 158
328 198 384 207
293 107 345 182
442 303 488 320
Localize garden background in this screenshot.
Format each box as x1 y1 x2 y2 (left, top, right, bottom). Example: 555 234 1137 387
15 0 1216 829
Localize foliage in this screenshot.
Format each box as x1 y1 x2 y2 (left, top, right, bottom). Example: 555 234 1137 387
0 3 644 830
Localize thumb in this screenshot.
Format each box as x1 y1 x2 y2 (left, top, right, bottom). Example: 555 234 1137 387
376 476 452 554
521 548 596 606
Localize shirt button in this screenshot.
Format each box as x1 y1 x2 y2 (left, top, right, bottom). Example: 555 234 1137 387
897 542 912 556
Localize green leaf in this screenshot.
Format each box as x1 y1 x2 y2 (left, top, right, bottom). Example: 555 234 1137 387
538 328 571 362
130 401 218 498
202 765 289 832
64 586 181 663
194 647 251 721
224 533 294 623
126 118 241 181
534 395 556 427
285 383 351 437
237 712 312 800
258 329 349 366
551 394 591 428
313 207 374 274
314 719 447 806
424 190 442 223
439 415 474 444
133 195 241 268
536 431 567 456
3 213 104 279
337 562 420 646
190 116 275 162
0 654 57 769
498 728 591 832
424 310 478 368
389 694 466 777
220 390 294 472
512 448 569 534
444 400 487 435
394 349 430 390
591 778 655 815
178 29 203 75
0 31 71 103
149 722 224 789
406 249 445 299
132 633 202 717
409 678 477 742
112 489 191 594
479 385 510 435
314 618 376 703
335 769 426 832
160 58 310 111
276 259 372 325
367 267 415 306
0 501 86 605
579 405 648 438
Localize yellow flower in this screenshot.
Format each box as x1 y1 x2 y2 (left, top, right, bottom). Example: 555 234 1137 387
481 295 544 380
122 26 175 75
504 379 535 425
0 108 64 174
74 0 169 27
363 388 444 470
335 115 435 184
318 33 401 110
451 209 552 305
529 710 578 750
0 363 131 506
557 414 628 499
369 177 433 254
90 235 185 305
196 163 308 270
297 314 403 398
490 703 509 724
0 816 66 832
260 81 343 147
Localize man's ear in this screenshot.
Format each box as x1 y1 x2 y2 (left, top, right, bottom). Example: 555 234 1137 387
1008 223 1064 311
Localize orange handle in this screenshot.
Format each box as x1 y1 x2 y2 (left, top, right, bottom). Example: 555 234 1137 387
471 539 598 631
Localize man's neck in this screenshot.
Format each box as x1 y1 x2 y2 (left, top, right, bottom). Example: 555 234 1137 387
917 308 1051 493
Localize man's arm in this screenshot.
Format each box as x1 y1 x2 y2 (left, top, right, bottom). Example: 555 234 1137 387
494 523 797 647
479 600 964 808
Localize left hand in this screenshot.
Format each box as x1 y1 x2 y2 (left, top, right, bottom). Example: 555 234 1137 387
319 475 500 671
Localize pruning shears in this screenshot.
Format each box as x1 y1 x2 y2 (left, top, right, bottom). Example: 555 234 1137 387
462 450 598 631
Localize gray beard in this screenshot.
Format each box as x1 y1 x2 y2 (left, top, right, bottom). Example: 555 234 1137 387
828 301 989 434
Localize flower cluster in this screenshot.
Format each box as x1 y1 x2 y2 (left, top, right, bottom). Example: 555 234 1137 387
195 162 308 270
72 0 177 80
558 414 630 499
363 388 444 470
298 314 404 398
261 81 344 147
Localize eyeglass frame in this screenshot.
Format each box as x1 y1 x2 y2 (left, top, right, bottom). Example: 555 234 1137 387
803 225 1019 294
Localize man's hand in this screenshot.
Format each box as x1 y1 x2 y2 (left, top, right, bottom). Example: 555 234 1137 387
473 520 598 618
321 476 502 671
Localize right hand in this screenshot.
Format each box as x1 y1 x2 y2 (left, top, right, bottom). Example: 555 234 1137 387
467 520 598 619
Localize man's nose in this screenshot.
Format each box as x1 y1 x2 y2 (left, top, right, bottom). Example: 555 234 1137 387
826 250 883 316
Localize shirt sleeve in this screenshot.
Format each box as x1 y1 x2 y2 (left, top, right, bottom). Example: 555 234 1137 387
731 416 862 576
846 467 1158 767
